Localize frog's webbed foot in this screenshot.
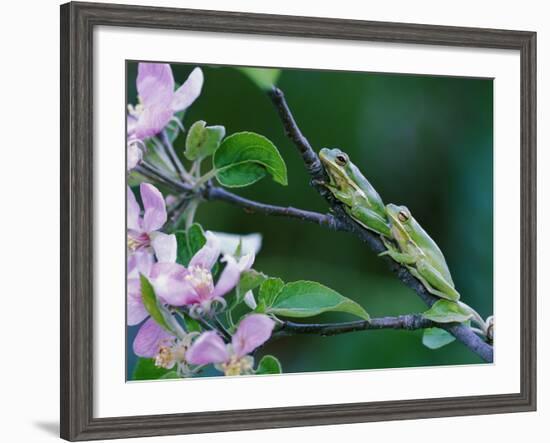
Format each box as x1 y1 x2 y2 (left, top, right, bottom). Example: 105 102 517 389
379 236 396 256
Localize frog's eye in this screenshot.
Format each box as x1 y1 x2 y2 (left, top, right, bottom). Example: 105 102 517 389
398 210 410 222
335 153 348 166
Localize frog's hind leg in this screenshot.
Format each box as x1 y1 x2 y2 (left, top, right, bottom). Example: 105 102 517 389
409 261 460 301
348 205 392 237
407 267 449 299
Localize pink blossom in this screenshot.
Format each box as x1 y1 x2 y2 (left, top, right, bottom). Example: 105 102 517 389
126 63 203 171
127 183 176 262
149 232 255 313
127 63 203 141
127 183 178 357
127 251 154 326
127 249 179 358
133 317 175 358
186 314 275 375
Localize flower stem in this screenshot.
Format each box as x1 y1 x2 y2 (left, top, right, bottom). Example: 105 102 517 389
185 199 200 229
193 169 218 189
225 309 236 330
212 316 232 339
159 130 191 182
136 161 190 192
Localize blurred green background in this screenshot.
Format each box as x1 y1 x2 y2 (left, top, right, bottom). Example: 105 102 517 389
127 62 493 377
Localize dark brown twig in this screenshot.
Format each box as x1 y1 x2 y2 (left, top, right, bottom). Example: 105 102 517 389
275 314 435 338
204 185 341 230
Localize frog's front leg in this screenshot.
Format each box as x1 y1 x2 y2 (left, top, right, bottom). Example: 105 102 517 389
379 236 418 264
414 258 461 301
347 205 392 237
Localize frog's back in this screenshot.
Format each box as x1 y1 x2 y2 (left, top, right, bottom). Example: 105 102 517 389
349 163 386 216
410 219 455 286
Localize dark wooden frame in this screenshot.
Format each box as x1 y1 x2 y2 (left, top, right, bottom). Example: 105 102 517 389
60 1 537 440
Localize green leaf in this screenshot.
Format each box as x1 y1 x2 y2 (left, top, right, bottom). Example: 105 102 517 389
234 238 243 258
184 120 226 161
180 312 202 333
267 281 370 320
422 327 456 350
422 300 473 323
255 355 282 375
132 358 173 381
237 67 281 90
139 274 175 333
187 223 207 255
238 269 268 296
214 132 288 188
256 277 285 312
175 224 207 267
217 162 267 187
175 230 192 266
235 269 268 307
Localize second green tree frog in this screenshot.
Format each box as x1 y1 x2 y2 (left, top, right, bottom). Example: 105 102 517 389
381 203 460 302
319 148 391 237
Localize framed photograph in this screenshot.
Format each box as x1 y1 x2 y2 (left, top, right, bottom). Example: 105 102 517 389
60 1 536 441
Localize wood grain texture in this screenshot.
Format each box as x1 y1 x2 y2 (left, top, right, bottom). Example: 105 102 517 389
60 2 536 440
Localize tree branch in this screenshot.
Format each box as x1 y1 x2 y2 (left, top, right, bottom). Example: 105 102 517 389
204 185 342 230
268 87 493 363
134 160 342 231
275 314 435 338
268 88 325 181
135 161 190 193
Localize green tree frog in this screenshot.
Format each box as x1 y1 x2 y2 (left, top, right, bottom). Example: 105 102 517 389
381 203 461 302
319 148 391 237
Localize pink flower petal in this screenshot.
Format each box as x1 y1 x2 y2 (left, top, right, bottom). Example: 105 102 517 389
127 278 149 325
137 63 174 108
211 255 240 299
186 331 229 365
133 317 174 358
127 250 154 279
149 262 199 306
127 142 142 171
171 67 204 112
133 63 177 139
140 183 167 232
151 232 177 263
127 187 141 231
189 231 221 270
127 115 138 137
133 104 174 139
232 314 275 358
